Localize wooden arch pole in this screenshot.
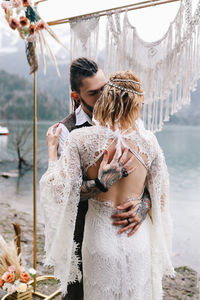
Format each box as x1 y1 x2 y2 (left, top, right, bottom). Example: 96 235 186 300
31 62 62 300
33 71 37 293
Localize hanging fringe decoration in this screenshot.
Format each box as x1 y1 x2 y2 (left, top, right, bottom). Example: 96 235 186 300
25 41 38 74
67 0 200 131
104 0 200 132
1 0 69 76
70 15 100 61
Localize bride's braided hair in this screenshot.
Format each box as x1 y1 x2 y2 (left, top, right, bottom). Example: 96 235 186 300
94 71 144 129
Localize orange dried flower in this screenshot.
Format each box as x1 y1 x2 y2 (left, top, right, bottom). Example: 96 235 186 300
22 0 31 7
0 278 4 288
36 20 46 31
19 16 28 27
9 17 20 30
28 24 35 34
5 273 15 283
19 272 31 283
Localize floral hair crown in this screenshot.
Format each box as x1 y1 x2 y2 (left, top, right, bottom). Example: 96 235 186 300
107 78 144 95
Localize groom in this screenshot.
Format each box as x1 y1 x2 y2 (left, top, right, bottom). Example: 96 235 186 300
53 57 151 300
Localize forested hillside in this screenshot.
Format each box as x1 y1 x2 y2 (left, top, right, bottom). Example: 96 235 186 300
0 69 199 124
0 70 68 121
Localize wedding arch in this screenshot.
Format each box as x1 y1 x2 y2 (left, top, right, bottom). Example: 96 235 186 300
3 0 200 298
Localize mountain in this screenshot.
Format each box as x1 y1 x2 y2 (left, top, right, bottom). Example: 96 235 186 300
0 70 69 121
0 14 199 125
169 81 200 125
0 13 70 102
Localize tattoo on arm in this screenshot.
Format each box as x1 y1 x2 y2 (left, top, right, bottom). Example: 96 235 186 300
98 168 121 189
134 188 152 222
80 167 121 202
80 180 101 202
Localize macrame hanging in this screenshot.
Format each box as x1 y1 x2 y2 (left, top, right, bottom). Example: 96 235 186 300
69 16 100 61
104 0 200 131
68 0 200 132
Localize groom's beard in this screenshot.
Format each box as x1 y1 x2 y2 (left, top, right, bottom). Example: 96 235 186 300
80 97 94 113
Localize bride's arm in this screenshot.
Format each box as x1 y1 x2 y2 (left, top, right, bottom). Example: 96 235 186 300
40 126 83 293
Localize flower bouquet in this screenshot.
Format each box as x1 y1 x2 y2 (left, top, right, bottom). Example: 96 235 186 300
0 235 36 299
1 0 67 75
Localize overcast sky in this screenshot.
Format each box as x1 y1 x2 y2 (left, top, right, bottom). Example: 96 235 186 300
0 1 199 53
38 0 181 42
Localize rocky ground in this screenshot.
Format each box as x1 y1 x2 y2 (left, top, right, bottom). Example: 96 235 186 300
0 202 199 299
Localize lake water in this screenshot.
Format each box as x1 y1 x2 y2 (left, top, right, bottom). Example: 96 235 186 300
0 121 200 272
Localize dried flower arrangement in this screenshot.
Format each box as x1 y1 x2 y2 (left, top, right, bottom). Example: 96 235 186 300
1 0 67 75
0 235 36 298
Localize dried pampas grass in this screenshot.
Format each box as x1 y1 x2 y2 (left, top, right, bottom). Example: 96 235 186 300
0 235 21 278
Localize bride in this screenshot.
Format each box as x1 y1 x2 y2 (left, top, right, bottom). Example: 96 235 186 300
40 71 174 300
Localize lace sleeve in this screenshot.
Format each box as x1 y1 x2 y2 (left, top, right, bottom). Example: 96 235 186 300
146 134 174 279
146 137 169 212
39 135 83 295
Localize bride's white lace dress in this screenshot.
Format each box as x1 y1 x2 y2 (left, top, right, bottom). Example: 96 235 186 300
40 124 174 300
82 198 152 300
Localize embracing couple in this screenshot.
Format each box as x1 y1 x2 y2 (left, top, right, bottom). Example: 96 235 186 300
40 57 174 300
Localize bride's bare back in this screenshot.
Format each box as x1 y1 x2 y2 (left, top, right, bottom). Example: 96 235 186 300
86 136 148 207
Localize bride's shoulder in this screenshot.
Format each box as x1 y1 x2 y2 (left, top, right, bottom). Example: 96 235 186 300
68 126 104 143
140 129 160 148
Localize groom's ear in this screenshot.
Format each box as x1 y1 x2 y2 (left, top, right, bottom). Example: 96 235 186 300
71 91 80 102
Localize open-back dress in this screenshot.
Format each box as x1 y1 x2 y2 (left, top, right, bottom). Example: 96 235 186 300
40 123 174 300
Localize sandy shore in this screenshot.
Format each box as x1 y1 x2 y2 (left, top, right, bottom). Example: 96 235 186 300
0 201 199 299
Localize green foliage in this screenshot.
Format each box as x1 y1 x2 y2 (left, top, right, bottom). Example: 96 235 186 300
0 70 68 121
25 6 40 22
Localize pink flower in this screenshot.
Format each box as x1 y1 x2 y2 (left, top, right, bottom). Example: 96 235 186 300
35 20 46 31
9 17 20 30
1 1 10 11
20 266 25 273
8 265 16 273
12 0 22 8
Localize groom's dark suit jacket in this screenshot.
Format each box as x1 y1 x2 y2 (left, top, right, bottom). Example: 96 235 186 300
60 112 91 300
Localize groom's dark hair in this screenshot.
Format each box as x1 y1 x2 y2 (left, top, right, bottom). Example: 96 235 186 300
70 57 99 93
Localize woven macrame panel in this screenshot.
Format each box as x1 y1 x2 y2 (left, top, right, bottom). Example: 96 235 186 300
68 0 200 132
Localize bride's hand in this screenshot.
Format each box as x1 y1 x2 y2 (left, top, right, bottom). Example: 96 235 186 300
46 123 62 160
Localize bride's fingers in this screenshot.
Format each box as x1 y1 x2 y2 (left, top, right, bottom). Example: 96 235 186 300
52 123 59 128
55 127 62 137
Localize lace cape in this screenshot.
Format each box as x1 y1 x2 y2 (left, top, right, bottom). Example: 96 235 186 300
40 125 175 299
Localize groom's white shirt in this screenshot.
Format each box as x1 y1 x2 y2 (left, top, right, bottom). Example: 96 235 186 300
58 105 145 157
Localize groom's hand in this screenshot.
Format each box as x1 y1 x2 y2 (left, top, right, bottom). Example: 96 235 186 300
98 148 137 189
111 188 151 237
80 148 137 201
